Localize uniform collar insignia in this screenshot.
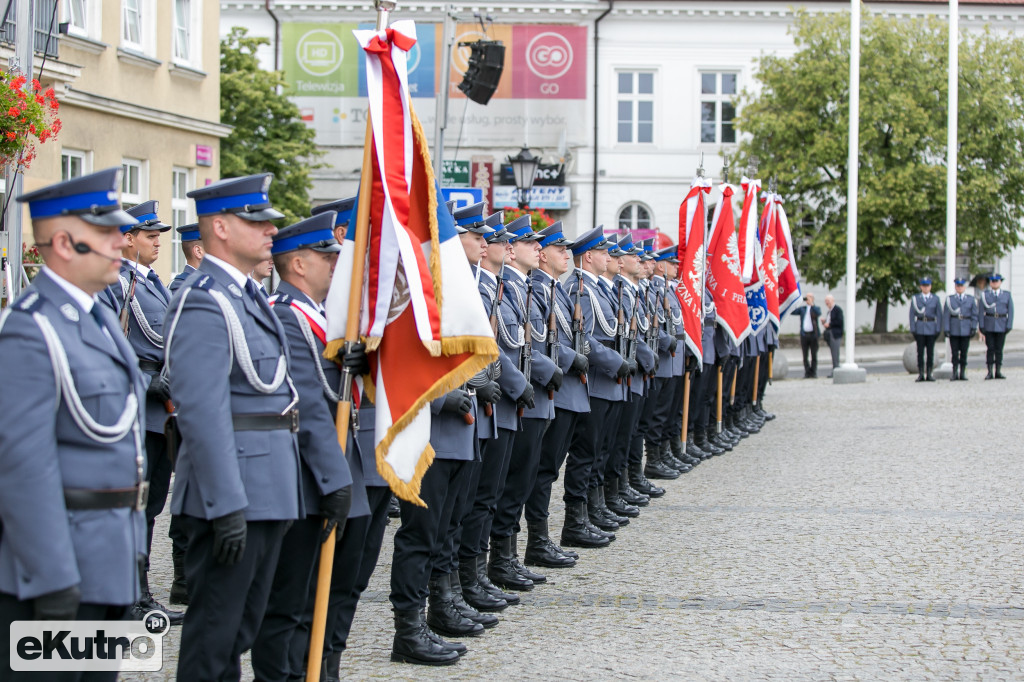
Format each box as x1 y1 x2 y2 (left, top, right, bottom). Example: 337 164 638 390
228 283 243 298
60 303 80 322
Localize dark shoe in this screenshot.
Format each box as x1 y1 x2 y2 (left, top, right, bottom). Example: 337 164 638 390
458 555 507 612
916 372 925 382
423 627 467 656
587 489 620 531
682 435 707 463
960 365 968 381
671 438 701 466
996 365 1006 379
630 461 665 497
605 479 640 518
324 651 342 682
583 512 615 541
135 565 184 626
525 521 576 568
387 494 401 518
169 546 189 606
509 533 546 583
695 431 724 456
645 455 680 480
926 368 936 382
985 366 994 380
477 554 520 606
594 487 628 526
618 474 649 506
449 572 498 629
487 536 534 591
560 501 611 548
427 573 485 638
392 608 461 665
950 367 958 381
756 404 776 421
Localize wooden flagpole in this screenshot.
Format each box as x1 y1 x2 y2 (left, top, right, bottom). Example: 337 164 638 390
751 355 761 404
681 371 691 452
307 7 392 680
716 366 723 433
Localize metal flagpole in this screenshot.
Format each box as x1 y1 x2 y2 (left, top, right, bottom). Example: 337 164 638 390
834 0 867 383
432 5 455 180
937 0 959 379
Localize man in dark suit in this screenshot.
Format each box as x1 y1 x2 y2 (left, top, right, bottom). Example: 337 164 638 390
791 293 821 378
823 294 844 377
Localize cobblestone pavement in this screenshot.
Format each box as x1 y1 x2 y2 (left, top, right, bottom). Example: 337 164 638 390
133 368 1024 680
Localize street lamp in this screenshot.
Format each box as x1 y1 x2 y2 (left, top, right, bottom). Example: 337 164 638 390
507 145 540 209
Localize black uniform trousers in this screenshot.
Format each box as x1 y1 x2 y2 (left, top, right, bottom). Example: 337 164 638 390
589 400 625 490
390 459 467 612
638 376 665 445
437 456 479 574
491 417 550 539
176 516 290 682
460 428 515 560
325 486 392 655
564 397 614 505
985 331 1007 367
735 358 756 411
525 409 579 524
143 430 184 572
666 374 687 442
950 334 971 368
799 333 818 377
688 365 714 432
626 391 648 468
608 394 641 478
721 356 738 417
757 349 773 403
914 333 937 371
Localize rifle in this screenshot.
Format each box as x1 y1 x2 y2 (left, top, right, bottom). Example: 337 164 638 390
626 285 638 388
615 281 627 386
545 278 558 400
483 260 506 418
119 256 139 338
571 271 587 385
518 273 534 417
663 285 676 356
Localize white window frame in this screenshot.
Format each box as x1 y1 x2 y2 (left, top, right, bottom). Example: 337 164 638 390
61 148 91 181
121 0 155 55
63 0 101 41
699 70 739 146
615 70 656 145
170 167 194 276
172 0 201 67
617 202 653 233
120 158 147 208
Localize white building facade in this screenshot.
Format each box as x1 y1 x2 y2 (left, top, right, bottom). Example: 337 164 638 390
219 0 1024 332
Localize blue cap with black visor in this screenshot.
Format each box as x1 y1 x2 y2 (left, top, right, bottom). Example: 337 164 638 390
187 173 285 222
272 212 341 255
17 167 137 228
570 226 611 256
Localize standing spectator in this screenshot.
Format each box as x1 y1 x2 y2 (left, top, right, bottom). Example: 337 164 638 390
791 293 821 378
822 294 844 377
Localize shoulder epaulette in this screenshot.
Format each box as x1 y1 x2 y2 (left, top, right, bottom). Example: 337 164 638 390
15 290 42 313
193 274 215 291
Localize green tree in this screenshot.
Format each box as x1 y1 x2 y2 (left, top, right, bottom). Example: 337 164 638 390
220 27 323 224
732 9 1024 331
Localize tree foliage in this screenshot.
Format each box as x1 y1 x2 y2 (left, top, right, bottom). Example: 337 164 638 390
220 27 323 224
732 10 1024 331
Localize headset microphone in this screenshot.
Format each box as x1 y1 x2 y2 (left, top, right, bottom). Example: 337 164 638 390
35 233 122 263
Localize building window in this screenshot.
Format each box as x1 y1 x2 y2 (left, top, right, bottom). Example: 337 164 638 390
170 167 193 275
65 0 86 34
700 72 738 144
618 203 652 232
173 0 190 62
120 158 145 208
122 0 141 47
61 149 89 181
616 71 654 144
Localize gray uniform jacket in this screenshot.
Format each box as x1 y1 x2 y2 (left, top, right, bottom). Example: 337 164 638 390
354 394 388 489
478 268 527 432
0 270 147 604
168 264 197 294
503 268 558 420
943 293 978 337
668 279 687 376
533 270 590 413
165 258 303 522
650 277 681 380
613 275 656 397
100 260 171 434
980 289 1014 333
269 282 358 517
702 289 717 366
565 269 627 402
430 392 480 461
909 293 943 336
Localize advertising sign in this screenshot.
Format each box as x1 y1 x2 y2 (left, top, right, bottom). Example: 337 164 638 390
493 185 571 210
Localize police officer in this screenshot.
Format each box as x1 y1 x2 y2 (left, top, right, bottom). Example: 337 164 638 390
980 273 1013 379
943 277 978 381
252 212 357 682
910 277 943 382
169 222 203 294
643 247 684 481
0 168 148 682
95 200 184 625
168 174 304 680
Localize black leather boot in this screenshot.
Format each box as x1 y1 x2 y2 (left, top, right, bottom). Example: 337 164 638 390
426 573 485 638
630 460 665 497
583 508 616 541
477 554 520 606
169 545 189 606
391 608 461 665
926 364 935 381
449 571 498 629
671 437 700 466
595 487 628 526
560 501 611 548
696 429 724 456
509 533 546 583
996 364 1006 379
683 434 707 462
618 469 649 506
131 562 185 625
756 401 775 421
916 367 925 382
525 520 576 567
324 651 342 682
605 477 640 518
458 556 507 612
644 441 680 480
487 536 534 591
985 365 994 380
960 363 968 380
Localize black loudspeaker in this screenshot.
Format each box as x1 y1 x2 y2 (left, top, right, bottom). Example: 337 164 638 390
458 40 505 105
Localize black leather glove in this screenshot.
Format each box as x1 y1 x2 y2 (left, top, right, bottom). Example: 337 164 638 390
685 355 698 373
544 366 564 392
627 358 638 375
476 380 502 405
146 374 171 403
442 389 472 416
341 341 370 376
211 510 247 565
668 337 678 354
34 585 81 620
570 352 588 376
616 359 631 379
517 383 535 410
319 485 353 542
653 356 660 373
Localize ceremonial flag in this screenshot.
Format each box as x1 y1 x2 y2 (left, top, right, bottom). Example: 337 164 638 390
677 177 712 362
324 21 497 505
706 183 751 346
759 191 780 330
739 179 769 334
774 196 802 320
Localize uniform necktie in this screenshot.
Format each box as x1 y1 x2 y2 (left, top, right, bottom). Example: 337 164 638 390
245 279 260 299
147 270 170 302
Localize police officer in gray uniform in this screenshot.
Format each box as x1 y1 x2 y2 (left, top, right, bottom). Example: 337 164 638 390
642 247 683 482
910 277 943 382
943 277 978 381
252 212 357 681
169 222 203 295
980 273 1014 379
0 168 148 682
98 200 184 625
167 173 304 681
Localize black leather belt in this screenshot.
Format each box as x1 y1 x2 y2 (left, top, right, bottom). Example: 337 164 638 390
915 316 936 322
955 315 967 319
64 483 149 511
139 360 163 374
986 313 1007 318
233 410 299 433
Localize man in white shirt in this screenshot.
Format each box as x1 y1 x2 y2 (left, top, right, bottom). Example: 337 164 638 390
791 293 821 378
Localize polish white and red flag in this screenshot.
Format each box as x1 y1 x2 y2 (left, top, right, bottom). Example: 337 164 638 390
706 183 751 346
677 177 712 362
759 190 781 330
324 21 496 505
739 177 769 334
774 195 803 320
